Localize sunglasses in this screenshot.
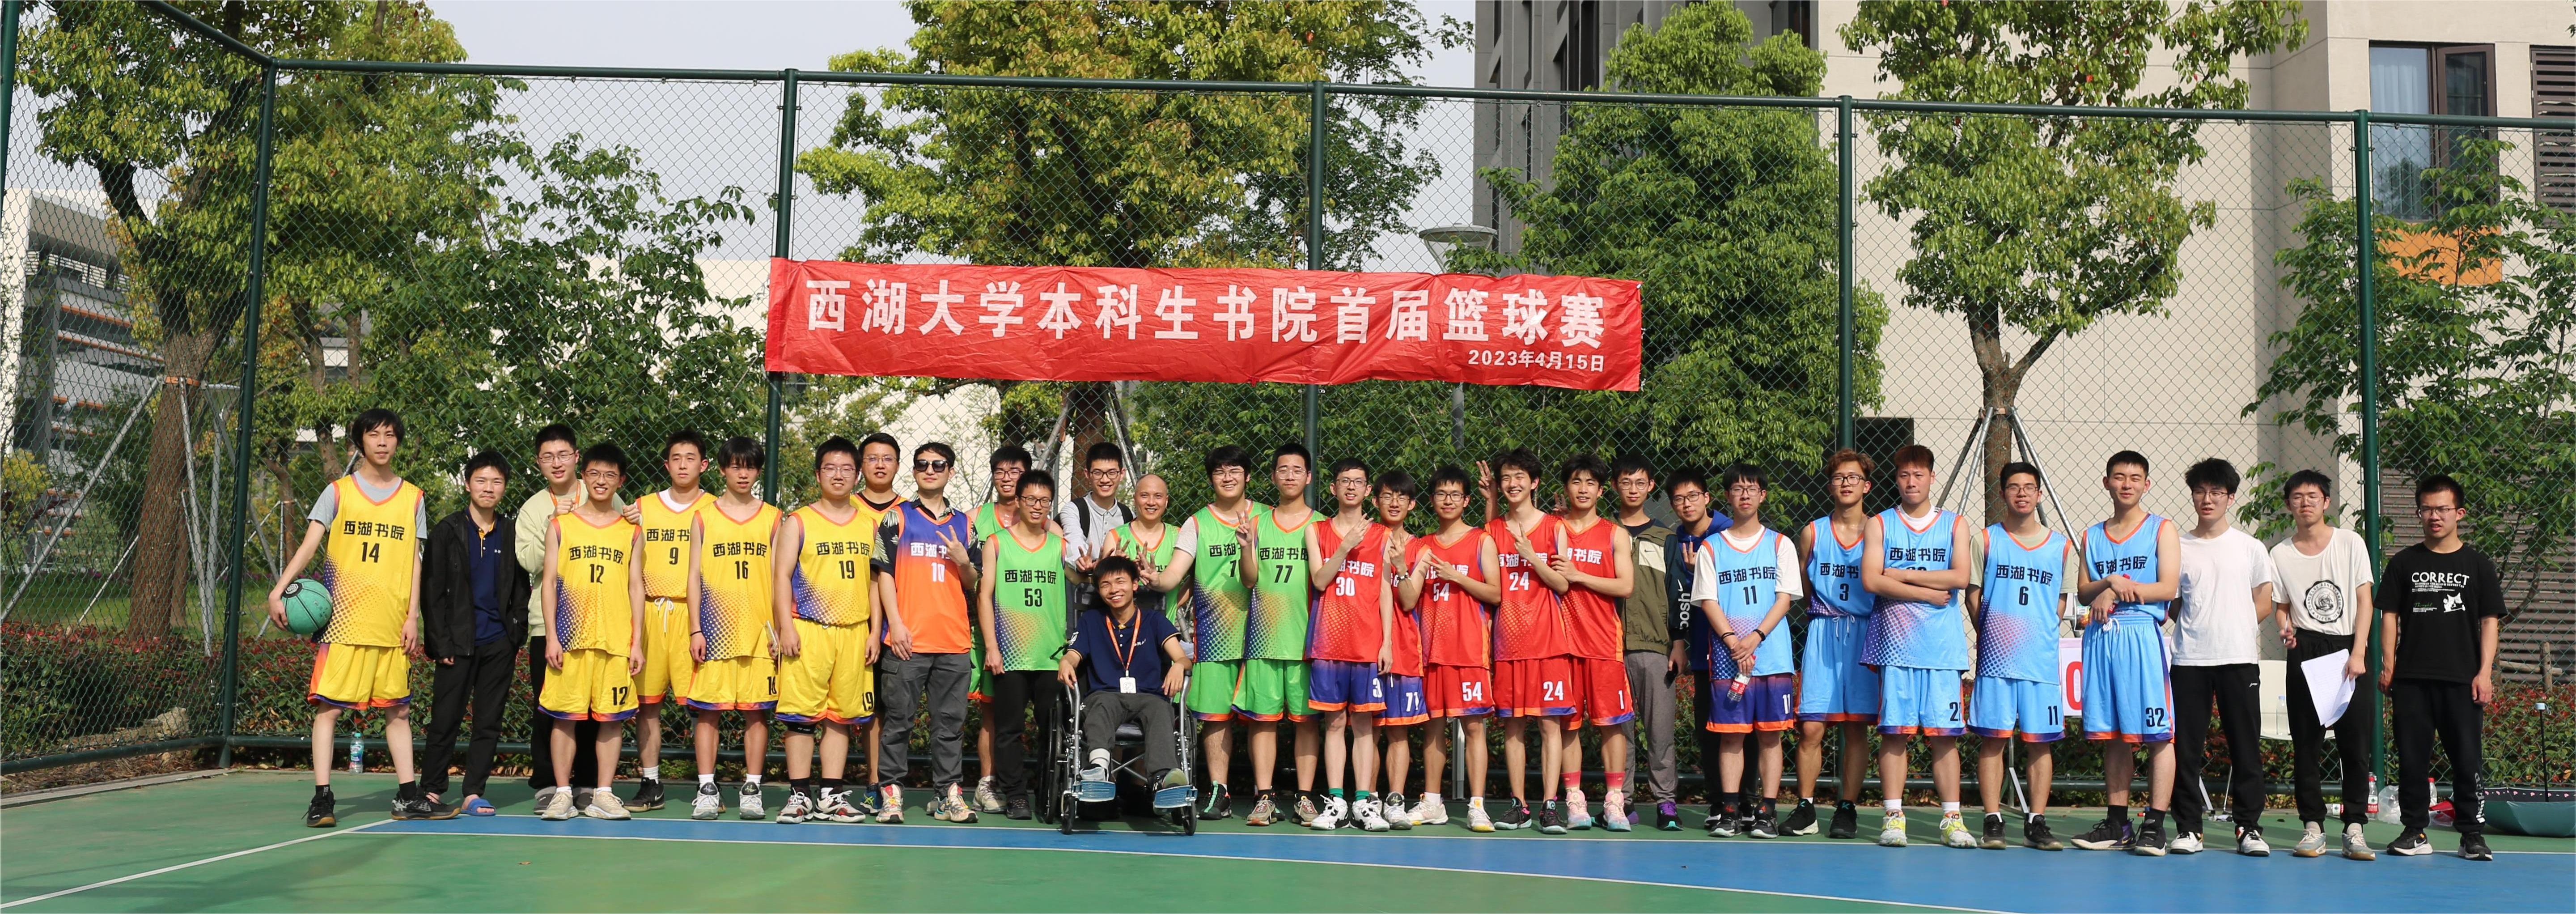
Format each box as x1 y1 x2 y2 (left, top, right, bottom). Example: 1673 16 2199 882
915 459 951 472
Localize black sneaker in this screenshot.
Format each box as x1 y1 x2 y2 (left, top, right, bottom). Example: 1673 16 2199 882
391 795 458 821
1829 800 1859 839
628 778 666 812
2132 819 2169 857
1781 798 1818 836
2460 833 2492 861
2025 815 2064 850
2387 829 2431 855
1201 784 1233 820
1979 813 2008 850
1537 800 1568 835
1748 808 1779 839
2072 817 2134 851
1654 801 1680 832
1709 808 1741 837
1004 795 1033 820
1496 799 1534 830
305 790 337 828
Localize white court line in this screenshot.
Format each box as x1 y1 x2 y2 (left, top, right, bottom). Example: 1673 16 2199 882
386 826 2003 913
0 820 389 910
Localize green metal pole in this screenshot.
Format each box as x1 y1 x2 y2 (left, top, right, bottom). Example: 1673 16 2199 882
1302 81 1324 501
218 64 282 768
766 70 797 506
0 0 22 194
2354 109 2386 791
1836 96 1856 451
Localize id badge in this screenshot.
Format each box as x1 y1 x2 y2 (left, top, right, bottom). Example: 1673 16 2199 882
1119 676 1138 694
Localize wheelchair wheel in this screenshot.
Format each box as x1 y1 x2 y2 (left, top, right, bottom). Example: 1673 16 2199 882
1177 800 1196 835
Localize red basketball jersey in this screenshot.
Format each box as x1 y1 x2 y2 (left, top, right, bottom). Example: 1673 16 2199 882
1487 514 1572 662
1560 515 1624 661
1409 528 1492 669
1308 521 1388 663
1381 524 1425 677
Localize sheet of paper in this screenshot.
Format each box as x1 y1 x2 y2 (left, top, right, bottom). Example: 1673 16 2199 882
2301 649 2356 727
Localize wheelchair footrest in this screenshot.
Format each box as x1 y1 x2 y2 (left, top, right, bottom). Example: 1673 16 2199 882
1075 779 1120 803
1153 785 1199 810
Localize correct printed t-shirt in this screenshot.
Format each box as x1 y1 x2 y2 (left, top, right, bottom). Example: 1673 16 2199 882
2381 543 2507 684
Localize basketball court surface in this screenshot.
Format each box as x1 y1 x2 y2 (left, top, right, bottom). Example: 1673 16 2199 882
5 772 2569 912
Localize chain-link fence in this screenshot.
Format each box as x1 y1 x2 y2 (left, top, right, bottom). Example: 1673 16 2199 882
7 3 2567 799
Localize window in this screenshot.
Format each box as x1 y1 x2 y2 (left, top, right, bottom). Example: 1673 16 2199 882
1769 0 1816 50
2369 43 2494 221
2536 46 2575 212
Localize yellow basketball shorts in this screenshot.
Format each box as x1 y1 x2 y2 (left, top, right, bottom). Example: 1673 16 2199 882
775 619 874 725
540 648 641 722
634 598 693 704
686 654 779 711
308 642 410 711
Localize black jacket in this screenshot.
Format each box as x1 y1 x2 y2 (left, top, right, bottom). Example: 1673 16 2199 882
422 507 531 660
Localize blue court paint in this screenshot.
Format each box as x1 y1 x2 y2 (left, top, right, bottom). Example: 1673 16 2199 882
380 816 2576 914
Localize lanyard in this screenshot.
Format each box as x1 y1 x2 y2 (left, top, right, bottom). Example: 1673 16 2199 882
1106 612 1145 675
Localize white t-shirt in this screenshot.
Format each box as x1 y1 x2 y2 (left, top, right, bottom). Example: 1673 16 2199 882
2267 527 2375 638
2174 526 2274 666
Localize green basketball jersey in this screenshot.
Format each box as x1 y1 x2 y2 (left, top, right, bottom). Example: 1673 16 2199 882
1185 507 1252 663
1249 505 1313 661
1113 521 1183 618
972 503 1006 541
988 529 1069 672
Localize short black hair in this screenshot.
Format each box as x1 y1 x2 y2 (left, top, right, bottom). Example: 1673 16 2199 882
1666 468 1709 496
1427 465 1471 495
1204 445 1252 476
1018 469 1058 501
990 444 1034 470
664 429 708 461
1271 442 1312 473
1093 554 1141 583
717 435 766 471
351 408 405 444
816 435 861 469
1562 453 1611 485
1494 448 1544 481
2184 458 2240 494
1328 457 1371 483
858 432 900 458
2416 472 2466 509
1721 462 1767 491
2283 469 2334 502
1611 455 1655 481
2106 450 2151 476
1998 461 2043 487
1085 441 1124 467
1375 469 1419 501
915 441 956 465
580 442 629 476
534 423 577 451
463 451 512 482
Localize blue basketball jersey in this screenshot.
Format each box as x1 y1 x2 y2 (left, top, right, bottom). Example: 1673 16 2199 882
1804 516 1870 618
2083 515 2171 624
1705 527 1795 676
1976 524 2071 683
1862 507 1968 672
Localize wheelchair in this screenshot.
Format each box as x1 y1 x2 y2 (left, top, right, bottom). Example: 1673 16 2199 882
1041 672 1198 835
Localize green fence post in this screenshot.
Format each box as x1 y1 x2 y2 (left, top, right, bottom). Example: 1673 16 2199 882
1302 81 1324 498
1837 95 1856 451
0 0 22 193
2354 109 2386 791
217 63 282 767
766 69 798 505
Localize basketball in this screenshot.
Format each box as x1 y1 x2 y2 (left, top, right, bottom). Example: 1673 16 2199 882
280 578 331 636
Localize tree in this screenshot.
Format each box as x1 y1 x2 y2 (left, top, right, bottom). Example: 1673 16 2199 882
1839 1 2306 521
794 0 1456 472
1462 2 1883 522
2251 140 2574 616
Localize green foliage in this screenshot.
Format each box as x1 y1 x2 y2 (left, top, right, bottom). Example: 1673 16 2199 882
2250 140 2575 614
1461 3 1881 523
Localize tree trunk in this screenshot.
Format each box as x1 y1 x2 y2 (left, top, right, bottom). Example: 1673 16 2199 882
126 331 212 637
1968 312 2019 526
1059 382 1113 475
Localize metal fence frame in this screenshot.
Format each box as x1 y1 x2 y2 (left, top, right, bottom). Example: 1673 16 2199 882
0 0 2556 782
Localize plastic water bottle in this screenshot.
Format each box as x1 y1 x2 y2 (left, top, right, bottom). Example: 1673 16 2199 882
348 733 364 774
2365 772 2380 816
1729 672 1750 698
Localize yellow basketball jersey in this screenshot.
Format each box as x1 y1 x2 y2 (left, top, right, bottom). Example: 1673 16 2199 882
552 513 639 655
318 475 424 647
638 490 709 599
789 503 874 629
698 500 780 660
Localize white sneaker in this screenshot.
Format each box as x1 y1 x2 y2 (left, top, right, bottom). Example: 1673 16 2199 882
1879 811 1909 847
737 783 765 820
1356 798 1391 832
874 783 905 824
1602 789 1632 832
975 775 1005 814
691 783 724 820
1383 795 1415 829
1311 795 1347 830
1564 787 1594 829
2292 821 2327 857
775 791 813 824
2343 822 2377 861
1466 800 1495 833
2238 829 2271 856
1940 814 1974 848
817 790 865 824
1413 794 1449 826
2170 832 2206 854
539 787 575 821
584 791 632 820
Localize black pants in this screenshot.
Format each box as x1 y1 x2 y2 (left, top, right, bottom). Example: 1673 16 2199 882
2392 678 2483 835
422 637 519 798
2285 631 2375 825
1689 678 1722 805
525 636 601 790
989 670 1061 799
2170 663 2266 835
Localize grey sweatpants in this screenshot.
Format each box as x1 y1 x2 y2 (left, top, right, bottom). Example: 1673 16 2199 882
1082 691 1179 777
1623 650 1680 804
878 651 973 789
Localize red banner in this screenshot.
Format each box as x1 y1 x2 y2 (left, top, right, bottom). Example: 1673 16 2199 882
764 259 1642 391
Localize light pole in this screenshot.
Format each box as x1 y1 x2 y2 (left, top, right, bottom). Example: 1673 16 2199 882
1417 225 1497 451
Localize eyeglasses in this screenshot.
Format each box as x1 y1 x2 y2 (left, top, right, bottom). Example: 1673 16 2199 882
537 451 579 465
1210 467 1248 479
1432 491 1466 501
863 454 898 466
1829 473 1867 485
1670 490 1708 502
581 469 622 482
915 459 951 472
2416 505 2462 517
1019 494 1052 505
2002 484 2042 495
1088 467 1122 477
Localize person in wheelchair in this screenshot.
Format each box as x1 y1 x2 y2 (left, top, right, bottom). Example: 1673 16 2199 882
1059 556 1194 802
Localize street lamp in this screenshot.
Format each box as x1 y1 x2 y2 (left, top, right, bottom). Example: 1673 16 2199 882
1416 225 1497 452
